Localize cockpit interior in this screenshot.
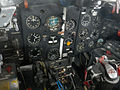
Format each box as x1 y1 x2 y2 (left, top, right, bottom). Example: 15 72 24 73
0 0 120 90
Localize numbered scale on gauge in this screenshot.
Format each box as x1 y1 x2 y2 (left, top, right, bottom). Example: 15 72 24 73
29 48 41 58
27 33 41 45
78 28 88 39
66 19 76 31
76 42 85 52
81 14 91 27
26 15 41 29
47 48 59 61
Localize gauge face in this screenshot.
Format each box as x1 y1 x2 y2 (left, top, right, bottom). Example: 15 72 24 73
76 42 85 52
97 38 104 46
48 48 59 60
26 15 40 29
29 48 41 58
81 14 91 27
92 16 101 27
88 41 94 47
64 38 73 46
46 16 61 31
90 29 99 39
66 19 76 31
27 33 40 45
48 36 58 45
79 28 88 39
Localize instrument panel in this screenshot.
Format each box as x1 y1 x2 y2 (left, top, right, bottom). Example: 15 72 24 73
1 0 120 90
18 2 105 62
75 8 103 54
20 3 63 61
8 0 111 63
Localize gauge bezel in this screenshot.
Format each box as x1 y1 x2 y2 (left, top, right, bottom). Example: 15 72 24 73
29 48 42 58
76 42 85 52
66 19 76 31
92 15 102 28
81 14 91 27
26 15 41 29
90 29 99 39
27 33 41 45
47 48 59 61
64 38 73 46
46 16 62 31
78 28 88 39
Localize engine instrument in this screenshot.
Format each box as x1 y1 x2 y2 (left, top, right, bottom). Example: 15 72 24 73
27 33 41 45
26 15 41 29
78 28 88 39
47 48 59 60
29 48 41 58
81 14 91 27
76 42 85 52
66 19 76 31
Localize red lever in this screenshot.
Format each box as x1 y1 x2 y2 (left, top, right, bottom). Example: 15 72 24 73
84 69 87 80
118 66 120 76
6 66 12 73
112 6 116 14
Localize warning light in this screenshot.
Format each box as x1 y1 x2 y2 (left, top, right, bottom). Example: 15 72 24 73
67 41 71 46
118 30 120 37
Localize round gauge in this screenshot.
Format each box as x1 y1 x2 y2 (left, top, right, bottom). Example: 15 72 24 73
46 16 61 31
88 41 94 47
76 42 85 52
66 19 76 31
79 28 88 39
92 16 101 27
81 14 91 27
90 29 99 39
29 48 41 58
27 33 41 45
97 38 104 46
48 48 59 61
26 15 40 29
64 38 73 46
48 36 58 45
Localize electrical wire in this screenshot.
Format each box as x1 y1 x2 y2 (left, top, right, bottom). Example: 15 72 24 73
69 75 76 89
57 80 65 90
57 81 61 90
17 67 27 89
87 51 94 67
